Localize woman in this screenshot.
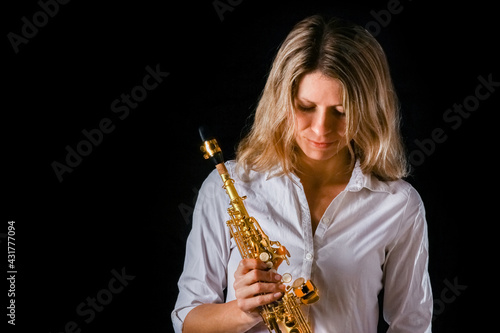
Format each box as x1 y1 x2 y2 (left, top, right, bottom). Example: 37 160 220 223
172 15 432 332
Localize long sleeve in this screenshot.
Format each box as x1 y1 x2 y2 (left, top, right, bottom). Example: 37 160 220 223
382 187 433 332
171 169 233 333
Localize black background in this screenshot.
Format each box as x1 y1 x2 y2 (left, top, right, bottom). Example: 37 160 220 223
4 0 499 332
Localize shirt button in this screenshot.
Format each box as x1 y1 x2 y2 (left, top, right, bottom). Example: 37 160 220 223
322 217 331 224
305 253 313 261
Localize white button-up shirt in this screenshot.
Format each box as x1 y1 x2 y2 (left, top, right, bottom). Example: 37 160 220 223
172 161 433 332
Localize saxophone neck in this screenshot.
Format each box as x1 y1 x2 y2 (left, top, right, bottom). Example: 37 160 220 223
217 164 250 218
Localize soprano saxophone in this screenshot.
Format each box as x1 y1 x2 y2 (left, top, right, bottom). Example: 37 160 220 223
199 127 319 333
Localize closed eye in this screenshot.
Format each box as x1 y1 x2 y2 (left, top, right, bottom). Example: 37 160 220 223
297 104 315 112
334 108 346 117
297 104 345 118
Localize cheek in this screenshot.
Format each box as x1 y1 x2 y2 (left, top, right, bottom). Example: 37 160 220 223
294 112 310 131
337 119 347 136
295 113 304 130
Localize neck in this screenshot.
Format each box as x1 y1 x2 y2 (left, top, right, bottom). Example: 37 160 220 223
295 148 353 186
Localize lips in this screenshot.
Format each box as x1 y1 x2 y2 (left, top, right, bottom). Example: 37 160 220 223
307 138 334 149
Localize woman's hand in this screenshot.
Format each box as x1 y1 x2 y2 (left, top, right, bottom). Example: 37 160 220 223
233 259 286 317
183 259 286 332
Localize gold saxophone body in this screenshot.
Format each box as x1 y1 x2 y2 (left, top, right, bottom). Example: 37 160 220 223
200 129 319 333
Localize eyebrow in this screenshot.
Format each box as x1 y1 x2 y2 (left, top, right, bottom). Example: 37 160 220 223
296 97 343 107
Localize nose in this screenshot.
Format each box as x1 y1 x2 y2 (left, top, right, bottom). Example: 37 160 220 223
310 108 334 137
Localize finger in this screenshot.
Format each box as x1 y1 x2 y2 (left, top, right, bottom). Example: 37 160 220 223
236 289 285 313
235 280 286 300
234 268 282 291
234 259 268 277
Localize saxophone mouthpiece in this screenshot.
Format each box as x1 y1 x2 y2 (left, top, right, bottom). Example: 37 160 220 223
198 125 213 142
199 125 224 165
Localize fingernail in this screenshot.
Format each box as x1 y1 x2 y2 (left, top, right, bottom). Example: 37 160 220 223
274 274 282 281
274 292 282 298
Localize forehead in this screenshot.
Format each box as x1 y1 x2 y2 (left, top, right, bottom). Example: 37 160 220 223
295 71 343 104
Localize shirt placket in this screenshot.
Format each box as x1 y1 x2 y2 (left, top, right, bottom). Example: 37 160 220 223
293 180 314 279
290 178 315 321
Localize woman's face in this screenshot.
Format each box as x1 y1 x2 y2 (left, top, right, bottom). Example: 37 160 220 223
294 71 348 162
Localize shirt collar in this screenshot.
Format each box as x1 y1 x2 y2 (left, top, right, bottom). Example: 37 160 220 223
346 160 394 194
284 160 395 194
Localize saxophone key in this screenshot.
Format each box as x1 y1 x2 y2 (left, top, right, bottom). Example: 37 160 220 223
260 251 276 269
259 252 271 262
281 273 292 284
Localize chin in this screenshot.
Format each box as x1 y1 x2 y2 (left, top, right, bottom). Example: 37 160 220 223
299 143 350 162
302 150 337 161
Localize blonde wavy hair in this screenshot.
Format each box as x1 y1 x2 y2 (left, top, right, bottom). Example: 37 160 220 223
236 15 409 181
